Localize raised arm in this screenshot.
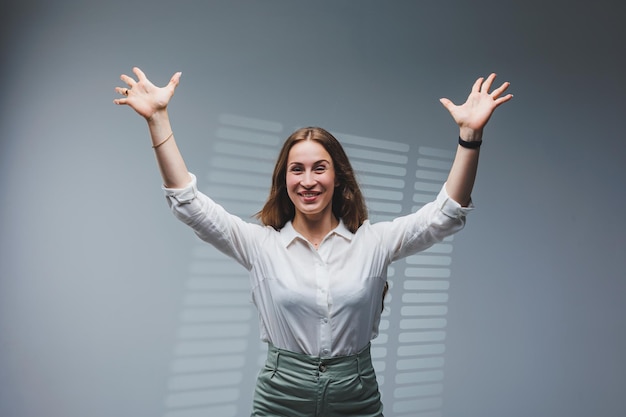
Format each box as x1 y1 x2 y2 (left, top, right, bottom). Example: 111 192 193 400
114 67 191 188
439 73 512 206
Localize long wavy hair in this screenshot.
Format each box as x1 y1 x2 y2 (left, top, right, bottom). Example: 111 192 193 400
256 127 367 233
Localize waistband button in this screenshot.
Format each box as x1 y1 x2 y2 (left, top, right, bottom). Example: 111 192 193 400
318 363 327 372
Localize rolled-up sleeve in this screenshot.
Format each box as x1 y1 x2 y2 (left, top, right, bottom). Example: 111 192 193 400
163 173 199 205
436 182 474 219
373 183 474 262
162 173 262 269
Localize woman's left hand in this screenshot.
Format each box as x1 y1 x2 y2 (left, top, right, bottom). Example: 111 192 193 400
439 73 513 141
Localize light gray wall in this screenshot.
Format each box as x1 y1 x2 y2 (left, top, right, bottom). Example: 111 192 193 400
1 1 624 417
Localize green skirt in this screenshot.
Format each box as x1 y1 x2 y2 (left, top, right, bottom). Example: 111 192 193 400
251 343 383 417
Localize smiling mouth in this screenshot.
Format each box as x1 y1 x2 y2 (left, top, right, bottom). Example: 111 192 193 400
298 191 321 201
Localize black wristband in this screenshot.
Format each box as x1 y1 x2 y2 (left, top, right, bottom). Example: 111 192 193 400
458 136 482 149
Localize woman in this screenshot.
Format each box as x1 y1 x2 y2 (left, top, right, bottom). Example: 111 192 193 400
114 67 512 416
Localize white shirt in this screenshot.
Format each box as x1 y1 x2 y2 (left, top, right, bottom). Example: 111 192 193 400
164 173 472 357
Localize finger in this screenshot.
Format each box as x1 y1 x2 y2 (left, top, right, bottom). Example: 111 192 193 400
471 77 484 93
115 86 130 96
133 67 147 81
490 81 510 98
481 73 497 93
113 97 128 105
167 71 182 89
120 73 136 87
494 93 513 106
439 97 456 112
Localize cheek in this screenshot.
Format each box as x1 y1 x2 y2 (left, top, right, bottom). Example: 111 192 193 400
325 173 337 190
285 175 297 190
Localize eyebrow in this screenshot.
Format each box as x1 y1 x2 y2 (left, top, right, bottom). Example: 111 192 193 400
288 159 331 166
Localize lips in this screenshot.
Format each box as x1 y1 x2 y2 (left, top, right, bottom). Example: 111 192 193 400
298 191 322 202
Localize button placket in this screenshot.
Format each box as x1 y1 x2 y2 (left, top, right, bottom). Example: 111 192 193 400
315 258 332 357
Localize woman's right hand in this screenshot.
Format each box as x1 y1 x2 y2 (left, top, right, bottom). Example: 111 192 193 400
114 67 181 120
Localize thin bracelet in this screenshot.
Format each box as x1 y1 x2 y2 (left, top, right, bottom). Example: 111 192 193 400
458 136 482 149
152 132 174 149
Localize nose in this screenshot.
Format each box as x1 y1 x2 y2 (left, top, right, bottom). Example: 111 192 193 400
300 170 316 188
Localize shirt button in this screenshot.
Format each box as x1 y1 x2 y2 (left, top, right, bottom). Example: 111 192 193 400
322 318 328 324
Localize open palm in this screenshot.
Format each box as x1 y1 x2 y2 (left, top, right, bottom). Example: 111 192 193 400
440 73 512 133
114 67 181 120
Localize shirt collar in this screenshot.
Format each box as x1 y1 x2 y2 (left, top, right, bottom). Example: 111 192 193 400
279 218 354 248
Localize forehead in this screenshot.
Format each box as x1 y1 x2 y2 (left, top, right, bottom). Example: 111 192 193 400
287 140 332 163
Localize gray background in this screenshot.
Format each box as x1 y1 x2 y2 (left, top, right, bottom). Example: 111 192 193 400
1 1 624 416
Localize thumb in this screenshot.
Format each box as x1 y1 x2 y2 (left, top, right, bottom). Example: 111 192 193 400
168 71 182 90
439 97 454 111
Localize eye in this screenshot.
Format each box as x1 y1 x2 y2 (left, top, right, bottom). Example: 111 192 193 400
289 165 303 173
314 165 328 173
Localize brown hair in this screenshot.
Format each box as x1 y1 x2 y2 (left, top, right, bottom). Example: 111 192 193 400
256 127 367 233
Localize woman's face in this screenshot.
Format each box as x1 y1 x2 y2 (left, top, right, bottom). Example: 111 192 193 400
286 140 336 222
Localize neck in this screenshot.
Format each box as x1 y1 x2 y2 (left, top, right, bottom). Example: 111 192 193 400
292 213 339 244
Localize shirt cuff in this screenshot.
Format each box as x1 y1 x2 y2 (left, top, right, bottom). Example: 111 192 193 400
437 183 474 219
162 173 198 204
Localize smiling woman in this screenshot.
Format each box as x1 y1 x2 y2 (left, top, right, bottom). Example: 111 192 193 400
257 127 368 236
259 127 367 248
114 66 511 416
